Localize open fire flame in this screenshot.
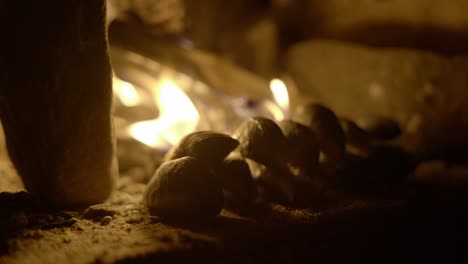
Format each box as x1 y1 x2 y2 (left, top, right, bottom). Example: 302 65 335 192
270 79 290 116
113 75 289 150
127 79 199 149
267 78 290 121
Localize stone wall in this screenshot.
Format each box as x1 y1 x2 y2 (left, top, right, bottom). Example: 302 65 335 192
181 0 468 75
186 0 468 159
111 0 468 160
286 40 468 159
273 0 468 54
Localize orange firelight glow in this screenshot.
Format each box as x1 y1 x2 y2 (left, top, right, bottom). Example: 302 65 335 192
113 76 142 107
127 79 199 149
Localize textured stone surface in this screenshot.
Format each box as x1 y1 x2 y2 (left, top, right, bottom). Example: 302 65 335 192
0 0 118 206
182 0 278 77
107 0 186 35
286 39 468 159
273 0 468 53
111 0 468 78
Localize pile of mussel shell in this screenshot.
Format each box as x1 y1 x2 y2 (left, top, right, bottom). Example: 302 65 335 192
143 103 414 221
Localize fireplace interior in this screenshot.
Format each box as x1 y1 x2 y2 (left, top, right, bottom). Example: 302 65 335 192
1 0 468 263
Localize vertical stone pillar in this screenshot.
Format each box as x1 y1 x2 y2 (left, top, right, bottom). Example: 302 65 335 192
0 0 118 206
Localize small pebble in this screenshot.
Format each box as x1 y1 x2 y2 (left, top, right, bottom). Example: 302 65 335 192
82 204 117 222
100 216 113 226
74 225 85 232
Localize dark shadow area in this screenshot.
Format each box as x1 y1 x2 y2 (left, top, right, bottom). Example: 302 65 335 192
115 201 468 263
0 191 82 255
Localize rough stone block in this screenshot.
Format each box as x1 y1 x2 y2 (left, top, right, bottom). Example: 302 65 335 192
286 39 468 159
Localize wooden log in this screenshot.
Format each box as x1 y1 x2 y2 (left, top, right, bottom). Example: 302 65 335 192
0 0 118 206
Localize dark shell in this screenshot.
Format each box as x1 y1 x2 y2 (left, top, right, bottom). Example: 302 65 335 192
292 103 345 163
356 115 401 140
339 118 372 154
245 159 295 204
277 120 320 170
144 157 223 221
165 131 239 164
233 117 287 168
221 157 256 203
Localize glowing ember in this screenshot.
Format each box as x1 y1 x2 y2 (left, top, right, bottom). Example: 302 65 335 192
128 79 199 149
269 78 290 120
113 76 142 107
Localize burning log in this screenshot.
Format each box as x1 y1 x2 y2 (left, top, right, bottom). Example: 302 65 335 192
0 0 118 206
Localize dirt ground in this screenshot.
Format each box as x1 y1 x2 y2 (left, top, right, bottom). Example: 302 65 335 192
1 141 467 263
0 158 398 263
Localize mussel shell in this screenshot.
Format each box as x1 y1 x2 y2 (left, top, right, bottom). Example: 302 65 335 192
292 103 345 163
144 157 223 221
165 131 239 164
339 118 372 155
221 157 256 203
277 120 320 170
245 159 295 204
233 117 287 168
